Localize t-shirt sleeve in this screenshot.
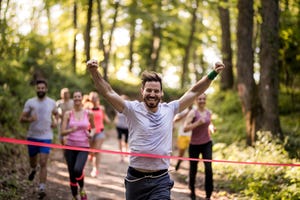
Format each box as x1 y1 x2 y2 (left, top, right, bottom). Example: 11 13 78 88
123 100 134 116
23 99 32 113
169 100 180 115
51 99 58 113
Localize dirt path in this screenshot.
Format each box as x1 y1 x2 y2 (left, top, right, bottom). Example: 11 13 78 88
22 130 233 200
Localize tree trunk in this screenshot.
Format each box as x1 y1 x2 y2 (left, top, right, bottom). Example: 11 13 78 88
45 1 54 56
259 0 282 138
127 1 138 72
148 22 162 72
85 0 93 62
128 12 136 72
181 0 198 88
237 0 262 146
0 0 2 18
72 2 77 74
97 0 104 51
218 0 234 90
0 0 9 57
97 0 119 81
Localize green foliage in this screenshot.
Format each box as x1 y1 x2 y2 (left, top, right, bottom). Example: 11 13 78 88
213 132 300 199
281 113 300 159
0 60 29 139
279 88 300 159
208 90 246 144
208 89 300 198
279 88 300 114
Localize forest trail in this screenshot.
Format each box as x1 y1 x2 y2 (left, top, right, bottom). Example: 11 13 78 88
18 129 232 200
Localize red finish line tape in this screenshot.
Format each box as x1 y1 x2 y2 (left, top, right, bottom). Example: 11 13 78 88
1 137 299 167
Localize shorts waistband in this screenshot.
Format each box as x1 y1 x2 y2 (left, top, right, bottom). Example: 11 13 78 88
128 167 168 178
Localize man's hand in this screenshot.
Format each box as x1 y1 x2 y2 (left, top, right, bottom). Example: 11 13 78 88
87 59 99 70
30 114 38 122
214 61 225 73
51 118 58 128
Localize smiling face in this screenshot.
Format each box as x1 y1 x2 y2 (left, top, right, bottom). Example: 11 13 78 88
141 81 163 112
36 82 48 99
73 91 83 106
196 93 206 109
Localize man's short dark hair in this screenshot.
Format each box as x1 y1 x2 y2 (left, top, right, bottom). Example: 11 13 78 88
141 71 162 90
36 79 48 87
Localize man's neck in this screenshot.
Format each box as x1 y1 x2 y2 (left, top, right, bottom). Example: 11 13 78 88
144 103 159 113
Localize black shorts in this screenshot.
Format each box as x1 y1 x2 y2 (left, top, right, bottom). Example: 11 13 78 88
116 127 129 143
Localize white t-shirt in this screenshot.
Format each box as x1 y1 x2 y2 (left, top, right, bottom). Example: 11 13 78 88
115 112 128 129
23 97 57 140
123 100 179 170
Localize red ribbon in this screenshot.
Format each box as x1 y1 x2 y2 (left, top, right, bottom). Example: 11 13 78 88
0 137 299 167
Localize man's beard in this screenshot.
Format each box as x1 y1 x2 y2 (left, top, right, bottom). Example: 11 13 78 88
144 97 160 108
37 91 46 99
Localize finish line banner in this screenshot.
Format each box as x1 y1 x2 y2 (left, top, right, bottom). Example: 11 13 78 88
0 137 299 167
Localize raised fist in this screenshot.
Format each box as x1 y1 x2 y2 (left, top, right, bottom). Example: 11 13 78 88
87 59 99 70
213 62 225 73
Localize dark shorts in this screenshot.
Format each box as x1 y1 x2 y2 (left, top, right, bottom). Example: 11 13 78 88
116 127 129 143
125 167 174 200
27 138 52 157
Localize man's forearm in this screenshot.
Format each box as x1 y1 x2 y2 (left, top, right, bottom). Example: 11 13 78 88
20 115 33 123
189 75 212 95
89 68 114 98
87 59 125 113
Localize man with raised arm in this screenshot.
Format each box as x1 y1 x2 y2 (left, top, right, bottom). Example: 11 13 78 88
87 59 224 200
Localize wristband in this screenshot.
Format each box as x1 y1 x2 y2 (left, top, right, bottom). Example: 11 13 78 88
207 70 218 80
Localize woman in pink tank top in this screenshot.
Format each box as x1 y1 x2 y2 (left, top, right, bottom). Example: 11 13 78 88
61 91 95 200
183 93 215 200
88 91 111 177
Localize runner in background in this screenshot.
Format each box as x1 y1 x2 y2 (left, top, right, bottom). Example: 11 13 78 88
88 91 111 177
114 94 130 162
19 79 59 199
56 88 73 145
82 94 93 109
173 106 193 171
183 93 216 200
61 91 95 200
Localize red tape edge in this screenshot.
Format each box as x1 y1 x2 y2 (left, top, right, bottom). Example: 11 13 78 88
0 137 299 167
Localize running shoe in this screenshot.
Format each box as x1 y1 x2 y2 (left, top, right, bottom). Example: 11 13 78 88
38 189 46 199
80 190 87 200
28 170 36 181
90 168 99 178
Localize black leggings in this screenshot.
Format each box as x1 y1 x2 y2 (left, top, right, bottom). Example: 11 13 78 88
188 141 213 198
64 149 88 197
